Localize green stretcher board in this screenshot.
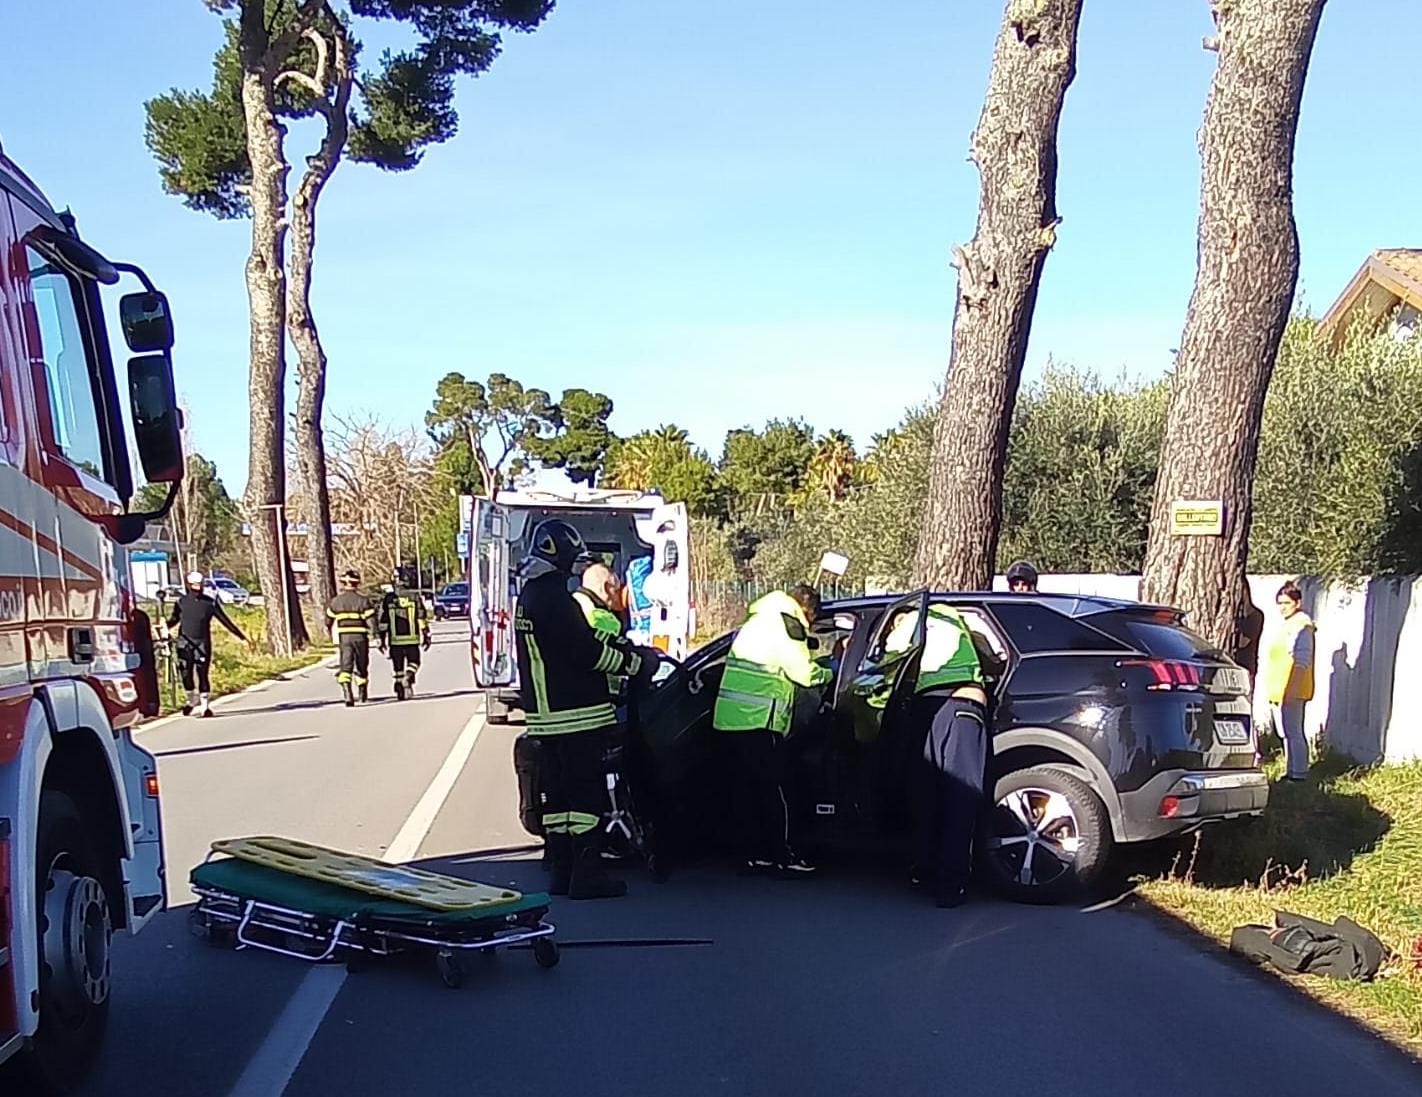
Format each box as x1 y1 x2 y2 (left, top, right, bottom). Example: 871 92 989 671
191 857 550 925
210 835 521 912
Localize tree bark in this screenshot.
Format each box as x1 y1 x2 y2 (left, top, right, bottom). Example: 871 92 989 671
238 1 308 654
914 0 1084 590
288 21 352 616
1140 0 1326 647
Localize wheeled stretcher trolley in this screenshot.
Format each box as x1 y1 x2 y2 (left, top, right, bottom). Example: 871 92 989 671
188 837 559 988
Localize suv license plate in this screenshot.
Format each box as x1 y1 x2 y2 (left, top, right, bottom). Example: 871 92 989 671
1215 718 1250 745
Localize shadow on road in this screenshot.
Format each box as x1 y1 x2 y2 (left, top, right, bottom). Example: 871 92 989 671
154 735 321 759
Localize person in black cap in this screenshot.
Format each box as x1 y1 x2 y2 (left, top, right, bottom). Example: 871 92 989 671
1005 560 1039 593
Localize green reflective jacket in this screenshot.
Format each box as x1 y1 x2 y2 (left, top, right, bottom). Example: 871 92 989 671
573 589 625 697
713 591 832 735
885 602 983 692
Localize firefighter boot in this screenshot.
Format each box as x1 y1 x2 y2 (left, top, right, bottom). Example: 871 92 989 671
358 682 369 703
393 678 406 701
545 834 573 897
341 680 354 708
568 836 627 900
404 668 417 698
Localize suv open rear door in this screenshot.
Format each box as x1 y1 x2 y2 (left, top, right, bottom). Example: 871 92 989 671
470 497 514 689
840 590 930 745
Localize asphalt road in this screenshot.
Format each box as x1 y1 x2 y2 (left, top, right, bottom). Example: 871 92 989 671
36 621 1421 1097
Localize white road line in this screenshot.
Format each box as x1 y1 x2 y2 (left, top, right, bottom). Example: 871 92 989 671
384 711 488 862
223 709 488 1097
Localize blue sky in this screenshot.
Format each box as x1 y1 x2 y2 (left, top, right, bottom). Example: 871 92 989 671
0 1 1414 496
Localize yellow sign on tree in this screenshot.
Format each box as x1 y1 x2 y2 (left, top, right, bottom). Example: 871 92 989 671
1169 500 1225 537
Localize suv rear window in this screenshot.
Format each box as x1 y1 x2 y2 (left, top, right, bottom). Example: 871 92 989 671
1088 611 1226 660
987 601 1125 654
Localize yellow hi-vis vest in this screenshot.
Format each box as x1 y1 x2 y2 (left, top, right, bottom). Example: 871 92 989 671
1264 611 1315 704
713 591 831 735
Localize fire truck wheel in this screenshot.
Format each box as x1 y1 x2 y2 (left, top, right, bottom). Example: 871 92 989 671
18 791 112 1094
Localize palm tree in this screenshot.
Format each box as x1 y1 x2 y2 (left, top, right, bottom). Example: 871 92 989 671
809 430 857 503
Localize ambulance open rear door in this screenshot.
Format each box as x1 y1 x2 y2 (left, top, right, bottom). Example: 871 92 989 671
470 498 515 690
637 501 692 661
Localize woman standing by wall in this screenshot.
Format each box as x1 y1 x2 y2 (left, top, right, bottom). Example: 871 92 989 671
1264 580 1316 781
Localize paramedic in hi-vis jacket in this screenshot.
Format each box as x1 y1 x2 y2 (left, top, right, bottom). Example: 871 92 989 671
713 585 831 877
516 520 657 899
885 602 989 908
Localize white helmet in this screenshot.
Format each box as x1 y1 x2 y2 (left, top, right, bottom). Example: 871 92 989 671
186 570 204 587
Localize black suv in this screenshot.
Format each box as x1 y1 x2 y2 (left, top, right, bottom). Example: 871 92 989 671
635 591 1268 903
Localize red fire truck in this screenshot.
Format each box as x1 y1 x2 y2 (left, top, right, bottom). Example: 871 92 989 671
0 144 185 1092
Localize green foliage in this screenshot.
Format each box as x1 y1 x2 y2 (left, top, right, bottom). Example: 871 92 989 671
525 388 615 485
802 429 858 504
603 425 722 517
146 1 556 211
425 370 554 494
998 365 1168 574
718 419 817 520
1251 319 1422 579
138 453 240 566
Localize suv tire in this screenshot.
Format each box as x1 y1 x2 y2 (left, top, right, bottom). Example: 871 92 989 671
980 765 1112 904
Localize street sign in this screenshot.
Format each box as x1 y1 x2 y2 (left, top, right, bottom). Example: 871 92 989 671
1170 499 1224 536
819 550 850 576
457 530 470 556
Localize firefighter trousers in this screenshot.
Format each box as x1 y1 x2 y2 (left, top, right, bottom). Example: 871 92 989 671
389 643 422 683
726 729 793 865
337 635 370 687
911 694 989 894
535 727 612 839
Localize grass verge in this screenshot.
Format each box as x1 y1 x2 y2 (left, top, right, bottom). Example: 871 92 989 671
1139 756 1422 1055
154 605 334 717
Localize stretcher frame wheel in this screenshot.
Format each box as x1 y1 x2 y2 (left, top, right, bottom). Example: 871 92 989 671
436 950 466 989
532 938 560 969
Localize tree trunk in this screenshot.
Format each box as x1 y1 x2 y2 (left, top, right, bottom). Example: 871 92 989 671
1140 0 1326 647
288 24 352 618
238 2 308 654
914 0 1084 590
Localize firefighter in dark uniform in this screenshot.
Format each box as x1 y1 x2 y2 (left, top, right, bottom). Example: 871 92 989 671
167 568 248 716
327 569 376 706
516 519 656 899
379 568 431 700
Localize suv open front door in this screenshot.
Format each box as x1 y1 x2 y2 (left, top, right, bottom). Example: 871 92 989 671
470 498 513 690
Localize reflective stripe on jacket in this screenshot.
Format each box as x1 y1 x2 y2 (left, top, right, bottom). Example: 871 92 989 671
326 591 376 637
516 563 642 737
381 588 427 645
713 590 831 735
885 603 983 692
1264 611 1315 704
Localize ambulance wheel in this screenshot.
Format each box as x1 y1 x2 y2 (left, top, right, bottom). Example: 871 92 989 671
436 952 465 989
16 792 112 1094
533 938 560 969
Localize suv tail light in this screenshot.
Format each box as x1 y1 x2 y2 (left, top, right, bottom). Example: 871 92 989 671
1119 658 1203 691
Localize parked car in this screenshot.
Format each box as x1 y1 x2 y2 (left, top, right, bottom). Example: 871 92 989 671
204 576 251 605
634 591 1268 903
435 582 470 620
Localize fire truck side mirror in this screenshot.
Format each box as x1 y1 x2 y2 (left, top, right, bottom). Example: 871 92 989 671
127 354 184 483
119 290 174 353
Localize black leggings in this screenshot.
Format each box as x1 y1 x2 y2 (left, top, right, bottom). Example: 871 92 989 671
177 640 211 693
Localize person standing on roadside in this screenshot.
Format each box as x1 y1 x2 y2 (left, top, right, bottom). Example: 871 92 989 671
168 569 249 717
1264 581 1315 782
